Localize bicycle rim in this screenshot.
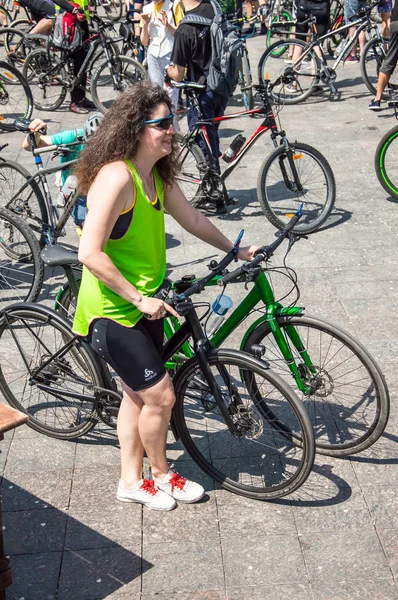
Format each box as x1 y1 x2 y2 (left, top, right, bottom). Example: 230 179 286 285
92 56 147 112
376 127 398 198
175 134 205 204
0 61 33 128
0 305 100 439
173 349 314 499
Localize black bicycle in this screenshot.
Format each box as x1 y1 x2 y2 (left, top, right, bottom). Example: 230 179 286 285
21 14 147 112
0 221 316 500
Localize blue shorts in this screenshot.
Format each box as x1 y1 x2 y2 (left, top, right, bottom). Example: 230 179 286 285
377 0 392 13
344 0 366 22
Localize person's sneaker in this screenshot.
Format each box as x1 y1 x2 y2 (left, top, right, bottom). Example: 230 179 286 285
311 84 324 95
284 57 293 64
69 102 88 114
345 54 359 63
368 99 382 111
117 478 177 511
154 470 205 503
80 98 96 109
286 82 298 93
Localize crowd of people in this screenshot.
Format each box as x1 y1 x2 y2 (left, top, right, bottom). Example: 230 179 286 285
16 0 398 511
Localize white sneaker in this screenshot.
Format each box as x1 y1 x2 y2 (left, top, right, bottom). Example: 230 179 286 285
154 470 205 504
116 478 176 511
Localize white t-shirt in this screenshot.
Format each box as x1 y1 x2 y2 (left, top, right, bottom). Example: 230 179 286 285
142 0 181 58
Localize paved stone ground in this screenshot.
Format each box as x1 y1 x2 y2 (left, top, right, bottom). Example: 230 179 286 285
0 30 398 600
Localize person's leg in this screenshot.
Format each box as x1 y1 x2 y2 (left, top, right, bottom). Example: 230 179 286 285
198 90 225 173
30 17 53 35
71 21 89 107
117 381 145 488
369 20 398 107
381 11 391 38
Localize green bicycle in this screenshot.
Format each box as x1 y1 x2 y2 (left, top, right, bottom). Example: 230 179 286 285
53 224 390 459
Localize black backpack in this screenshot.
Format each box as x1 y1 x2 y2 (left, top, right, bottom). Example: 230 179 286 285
180 0 243 98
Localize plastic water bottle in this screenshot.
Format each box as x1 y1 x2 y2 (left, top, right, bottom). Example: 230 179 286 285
57 175 77 208
206 295 233 335
334 40 346 59
222 134 246 163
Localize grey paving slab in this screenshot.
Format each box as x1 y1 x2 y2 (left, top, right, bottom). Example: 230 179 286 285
4 435 76 474
1 470 72 511
142 540 224 595
309 579 398 600
142 592 227 600
65 502 142 550
143 491 219 544
222 534 308 588
226 584 312 600
7 551 62 600
377 529 398 580
300 529 393 584
74 437 120 468
69 465 120 508
3 508 67 555
57 545 144 600
215 489 296 537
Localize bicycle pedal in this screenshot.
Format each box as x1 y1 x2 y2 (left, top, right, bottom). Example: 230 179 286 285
226 196 239 206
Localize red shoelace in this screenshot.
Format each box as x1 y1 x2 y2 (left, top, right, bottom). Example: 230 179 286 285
140 479 158 496
169 471 186 492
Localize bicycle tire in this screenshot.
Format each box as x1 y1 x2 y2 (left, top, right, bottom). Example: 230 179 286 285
1 26 29 66
266 10 293 56
172 348 315 500
360 37 389 100
0 303 101 439
0 207 43 305
239 47 253 110
0 60 33 130
257 142 336 234
91 55 148 113
22 48 67 111
175 132 206 205
258 38 320 105
242 315 390 456
0 160 48 240
375 124 398 199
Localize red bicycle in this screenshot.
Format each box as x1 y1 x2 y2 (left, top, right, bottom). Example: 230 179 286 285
174 80 336 235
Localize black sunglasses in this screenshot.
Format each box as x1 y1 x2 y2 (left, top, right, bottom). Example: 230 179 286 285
144 113 175 131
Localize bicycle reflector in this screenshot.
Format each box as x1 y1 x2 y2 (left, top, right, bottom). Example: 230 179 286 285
293 153 304 160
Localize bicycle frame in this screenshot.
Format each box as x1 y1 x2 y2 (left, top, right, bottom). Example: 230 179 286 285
164 269 314 395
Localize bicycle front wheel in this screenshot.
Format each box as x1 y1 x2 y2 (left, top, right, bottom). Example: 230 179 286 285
239 47 253 110
242 315 390 456
258 38 320 104
257 142 336 234
0 207 43 305
172 348 315 500
266 10 293 56
91 55 148 113
0 60 33 130
375 124 398 199
360 37 389 100
0 160 48 239
22 48 67 111
0 304 102 439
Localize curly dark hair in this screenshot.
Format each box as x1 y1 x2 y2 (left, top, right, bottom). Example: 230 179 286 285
74 81 180 195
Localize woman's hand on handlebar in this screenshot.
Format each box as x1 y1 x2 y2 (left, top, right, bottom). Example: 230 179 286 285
29 118 47 134
136 296 179 320
236 245 259 262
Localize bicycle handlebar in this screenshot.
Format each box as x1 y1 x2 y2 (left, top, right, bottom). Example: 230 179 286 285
217 205 303 287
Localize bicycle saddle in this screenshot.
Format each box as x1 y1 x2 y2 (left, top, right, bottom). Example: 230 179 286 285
41 245 80 267
171 80 206 90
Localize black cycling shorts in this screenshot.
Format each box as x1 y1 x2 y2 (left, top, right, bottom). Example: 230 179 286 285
87 317 166 392
24 0 56 21
381 20 398 76
296 1 330 38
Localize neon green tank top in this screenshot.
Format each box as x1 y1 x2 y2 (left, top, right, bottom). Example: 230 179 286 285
72 160 166 336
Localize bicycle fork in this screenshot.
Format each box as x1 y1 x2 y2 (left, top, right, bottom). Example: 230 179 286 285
278 138 304 193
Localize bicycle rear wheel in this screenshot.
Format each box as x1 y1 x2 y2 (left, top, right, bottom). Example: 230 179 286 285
91 55 147 113
22 48 67 111
0 60 33 130
1 27 29 66
258 38 320 105
375 124 398 200
257 142 336 234
242 315 390 456
0 207 43 305
0 304 102 439
172 348 315 500
360 37 389 100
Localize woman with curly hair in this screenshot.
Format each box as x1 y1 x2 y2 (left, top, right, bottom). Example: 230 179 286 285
73 81 257 511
